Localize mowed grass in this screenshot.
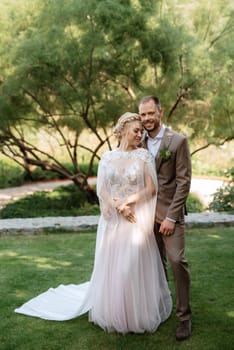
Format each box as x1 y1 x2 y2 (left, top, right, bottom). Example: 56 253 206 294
0 227 234 350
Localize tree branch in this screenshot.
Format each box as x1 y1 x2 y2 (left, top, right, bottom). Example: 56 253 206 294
166 92 186 121
209 23 234 48
191 136 234 156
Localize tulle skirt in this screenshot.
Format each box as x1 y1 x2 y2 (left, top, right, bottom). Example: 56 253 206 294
15 212 172 334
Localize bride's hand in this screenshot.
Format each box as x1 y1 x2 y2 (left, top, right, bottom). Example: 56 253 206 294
117 203 136 223
102 197 121 219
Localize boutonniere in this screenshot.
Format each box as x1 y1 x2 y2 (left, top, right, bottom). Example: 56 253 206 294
159 146 172 161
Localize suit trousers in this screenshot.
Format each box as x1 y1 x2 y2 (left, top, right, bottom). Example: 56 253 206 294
154 222 191 321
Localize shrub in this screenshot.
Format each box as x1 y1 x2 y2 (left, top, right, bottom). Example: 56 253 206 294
0 159 99 187
27 162 99 182
0 160 25 188
186 192 204 213
0 184 100 218
24 167 63 182
209 168 234 212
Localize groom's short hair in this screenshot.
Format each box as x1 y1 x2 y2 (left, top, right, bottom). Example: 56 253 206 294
138 95 161 109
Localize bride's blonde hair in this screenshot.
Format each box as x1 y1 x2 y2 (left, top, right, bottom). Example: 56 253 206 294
113 112 141 141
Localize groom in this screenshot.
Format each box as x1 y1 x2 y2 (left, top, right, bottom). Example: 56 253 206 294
138 95 192 341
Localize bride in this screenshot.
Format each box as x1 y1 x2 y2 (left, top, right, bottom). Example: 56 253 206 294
15 112 172 334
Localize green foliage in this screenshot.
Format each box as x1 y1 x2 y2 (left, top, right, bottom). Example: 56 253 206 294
0 160 25 188
0 0 151 129
26 162 98 182
24 167 64 182
192 159 229 177
187 192 204 213
0 184 100 218
0 159 98 188
0 0 160 185
79 162 98 176
209 167 234 212
0 0 233 186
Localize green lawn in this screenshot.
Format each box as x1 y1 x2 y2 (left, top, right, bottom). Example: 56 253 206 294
1 227 234 350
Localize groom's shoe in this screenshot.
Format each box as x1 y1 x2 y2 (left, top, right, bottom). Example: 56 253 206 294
176 320 192 341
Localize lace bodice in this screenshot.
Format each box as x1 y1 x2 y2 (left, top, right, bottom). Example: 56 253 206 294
107 160 142 198
97 148 156 200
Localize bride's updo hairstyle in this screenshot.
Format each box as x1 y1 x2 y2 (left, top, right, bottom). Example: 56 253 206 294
113 112 141 141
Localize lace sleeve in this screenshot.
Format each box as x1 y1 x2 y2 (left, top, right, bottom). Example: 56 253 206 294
96 152 117 219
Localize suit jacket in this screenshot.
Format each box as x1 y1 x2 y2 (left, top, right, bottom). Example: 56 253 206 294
144 127 191 223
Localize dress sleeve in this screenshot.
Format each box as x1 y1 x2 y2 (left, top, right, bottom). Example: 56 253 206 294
145 153 158 198
96 154 116 220
96 157 106 201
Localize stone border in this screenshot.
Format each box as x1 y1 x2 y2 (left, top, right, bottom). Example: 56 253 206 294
0 213 233 235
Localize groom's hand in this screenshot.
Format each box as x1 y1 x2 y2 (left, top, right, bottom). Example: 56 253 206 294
159 219 175 236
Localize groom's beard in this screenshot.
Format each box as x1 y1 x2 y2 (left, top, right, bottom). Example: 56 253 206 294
143 120 161 134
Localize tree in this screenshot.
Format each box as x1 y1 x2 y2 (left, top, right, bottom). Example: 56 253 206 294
0 0 153 196
0 0 233 196
140 0 234 153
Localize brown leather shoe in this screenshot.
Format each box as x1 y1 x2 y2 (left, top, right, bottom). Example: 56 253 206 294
176 320 192 341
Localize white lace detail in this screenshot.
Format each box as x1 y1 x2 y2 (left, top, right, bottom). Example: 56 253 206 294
98 148 156 200
101 148 153 165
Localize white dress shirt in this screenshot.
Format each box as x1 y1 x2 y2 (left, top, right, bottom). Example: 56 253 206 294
146 124 166 157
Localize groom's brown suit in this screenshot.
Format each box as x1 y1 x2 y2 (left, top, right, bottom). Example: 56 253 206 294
145 127 192 321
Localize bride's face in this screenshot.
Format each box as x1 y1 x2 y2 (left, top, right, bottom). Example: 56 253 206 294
121 121 144 150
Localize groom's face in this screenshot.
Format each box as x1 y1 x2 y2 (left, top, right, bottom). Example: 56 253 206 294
139 100 162 134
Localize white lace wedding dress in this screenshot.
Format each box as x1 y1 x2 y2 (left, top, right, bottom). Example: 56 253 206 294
15 148 172 334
